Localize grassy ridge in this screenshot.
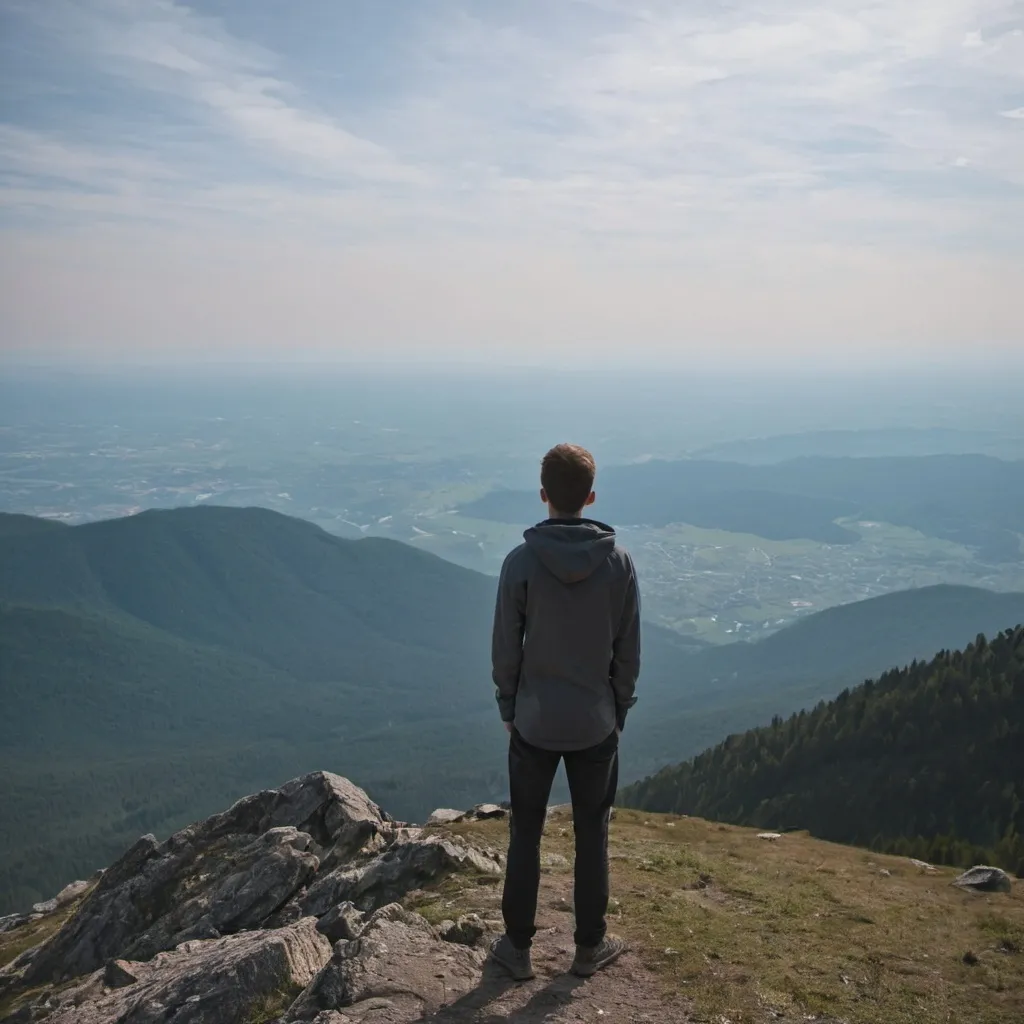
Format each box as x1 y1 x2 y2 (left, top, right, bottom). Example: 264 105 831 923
623 627 1024 876
430 810 1024 1023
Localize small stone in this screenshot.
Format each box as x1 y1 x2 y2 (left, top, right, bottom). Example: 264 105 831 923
757 833 782 841
542 853 570 870
438 914 486 946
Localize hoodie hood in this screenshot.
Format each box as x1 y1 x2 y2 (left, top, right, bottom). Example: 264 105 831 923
523 518 617 584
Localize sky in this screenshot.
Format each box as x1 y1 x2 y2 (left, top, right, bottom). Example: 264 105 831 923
1 0 1023 368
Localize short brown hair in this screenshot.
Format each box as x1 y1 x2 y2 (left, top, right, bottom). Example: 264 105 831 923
541 443 596 515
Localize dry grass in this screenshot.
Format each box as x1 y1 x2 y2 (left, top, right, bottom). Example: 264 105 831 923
0 908 75 972
422 809 1024 1024
0 888 95 1018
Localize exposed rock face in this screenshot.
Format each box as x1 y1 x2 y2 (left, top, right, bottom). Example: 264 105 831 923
0 779 502 1024
952 865 1013 893
38 918 331 1024
316 903 365 944
285 905 484 1022
298 834 502 918
8 773 387 989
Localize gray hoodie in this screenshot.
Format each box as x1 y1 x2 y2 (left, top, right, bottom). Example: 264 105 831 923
491 518 641 751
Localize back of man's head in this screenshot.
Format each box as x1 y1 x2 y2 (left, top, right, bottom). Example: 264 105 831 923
541 443 596 518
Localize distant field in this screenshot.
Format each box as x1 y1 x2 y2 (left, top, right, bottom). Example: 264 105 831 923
401 510 1024 644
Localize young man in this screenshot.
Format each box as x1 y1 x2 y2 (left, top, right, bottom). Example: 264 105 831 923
489 442 641 981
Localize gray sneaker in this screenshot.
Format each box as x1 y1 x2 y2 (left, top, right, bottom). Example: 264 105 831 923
570 935 627 977
490 934 535 981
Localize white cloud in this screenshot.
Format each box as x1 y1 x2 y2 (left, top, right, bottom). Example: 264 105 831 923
16 0 421 185
1 0 1023 361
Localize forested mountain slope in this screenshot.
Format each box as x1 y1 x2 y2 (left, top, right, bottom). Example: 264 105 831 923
623 627 1024 875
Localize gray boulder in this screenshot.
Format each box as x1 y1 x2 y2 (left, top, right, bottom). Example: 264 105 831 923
123 827 320 961
299 834 502 918
6 773 387 988
31 918 331 1024
31 881 91 917
316 903 365 944
285 905 483 1022
467 803 508 820
425 809 464 826
952 865 1013 893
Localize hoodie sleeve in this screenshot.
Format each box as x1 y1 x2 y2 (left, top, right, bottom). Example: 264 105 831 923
492 549 527 723
610 553 641 731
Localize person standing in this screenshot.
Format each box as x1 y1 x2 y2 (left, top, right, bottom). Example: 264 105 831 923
489 443 641 980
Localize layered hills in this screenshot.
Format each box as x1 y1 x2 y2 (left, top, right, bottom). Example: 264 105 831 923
3 505 1024 911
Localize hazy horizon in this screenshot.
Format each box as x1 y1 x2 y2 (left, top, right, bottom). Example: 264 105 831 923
2 1 1023 368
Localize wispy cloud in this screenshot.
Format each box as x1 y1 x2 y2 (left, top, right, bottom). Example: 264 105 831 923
10 0 422 186
1 0 1022 361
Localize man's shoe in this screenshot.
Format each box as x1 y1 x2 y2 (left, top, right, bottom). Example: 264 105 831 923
570 935 627 977
490 934 535 981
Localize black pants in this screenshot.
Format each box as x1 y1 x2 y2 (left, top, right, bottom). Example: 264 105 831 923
502 727 619 950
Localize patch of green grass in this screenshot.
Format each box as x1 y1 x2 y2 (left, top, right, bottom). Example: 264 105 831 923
241 983 304 1024
430 809 1024 1024
0 900 83 971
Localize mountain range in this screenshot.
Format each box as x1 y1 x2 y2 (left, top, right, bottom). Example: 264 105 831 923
3 505 1024 911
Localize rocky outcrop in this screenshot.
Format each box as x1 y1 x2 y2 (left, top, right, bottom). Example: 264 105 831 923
285 905 484 1022
298 833 502 918
0 779 502 1024
6 773 387 990
32 918 331 1024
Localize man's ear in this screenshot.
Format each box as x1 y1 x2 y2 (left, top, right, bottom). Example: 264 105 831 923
540 487 548 505
584 491 596 507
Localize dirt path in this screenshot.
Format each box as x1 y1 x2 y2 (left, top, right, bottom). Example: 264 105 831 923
422 873 689 1024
